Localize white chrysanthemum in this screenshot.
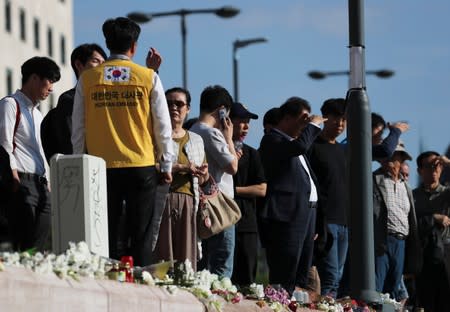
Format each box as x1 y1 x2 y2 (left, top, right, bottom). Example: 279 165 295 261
249 283 265 299
54 254 67 266
268 301 284 312
220 277 232 290
19 251 31 259
2 252 20 266
211 280 221 290
142 271 155 286
76 242 91 256
33 252 44 262
380 293 402 310
194 269 218 290
317 302 330 311
34 259 54 275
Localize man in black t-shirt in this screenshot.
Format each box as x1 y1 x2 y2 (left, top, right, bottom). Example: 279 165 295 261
308 98 348 298
230 102 267 286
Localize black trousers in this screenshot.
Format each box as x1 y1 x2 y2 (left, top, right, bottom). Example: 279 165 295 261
8 173 51 252
263 207 316 294
232 231 258 286
106 166 157 267
417 245 450 312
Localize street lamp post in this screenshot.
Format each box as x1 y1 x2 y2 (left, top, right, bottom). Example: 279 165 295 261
308 51 395 309
128 6 240 89
232 37 267 102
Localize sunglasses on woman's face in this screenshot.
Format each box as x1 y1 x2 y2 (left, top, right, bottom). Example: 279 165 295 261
167 100 187 108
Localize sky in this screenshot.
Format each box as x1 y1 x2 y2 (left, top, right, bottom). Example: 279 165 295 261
74 1 450 186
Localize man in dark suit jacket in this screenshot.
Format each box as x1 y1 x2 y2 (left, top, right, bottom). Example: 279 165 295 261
258 97 325 294
41 43 107 162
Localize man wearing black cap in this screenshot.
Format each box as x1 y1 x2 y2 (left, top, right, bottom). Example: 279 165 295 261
229 102 267 286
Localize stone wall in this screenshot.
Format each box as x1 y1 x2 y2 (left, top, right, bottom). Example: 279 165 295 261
0 266 319 312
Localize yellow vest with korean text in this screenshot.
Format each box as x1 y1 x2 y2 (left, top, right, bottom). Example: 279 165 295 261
81 58 155 168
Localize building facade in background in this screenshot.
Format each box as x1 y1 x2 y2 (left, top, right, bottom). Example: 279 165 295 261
0 0 73 114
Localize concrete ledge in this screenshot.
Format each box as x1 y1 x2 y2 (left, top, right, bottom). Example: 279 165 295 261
0 267 203 312
0 267 320 312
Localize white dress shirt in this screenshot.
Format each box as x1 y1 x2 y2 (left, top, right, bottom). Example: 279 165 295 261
299 154 318 202
0 90 46 176
71 54 174 172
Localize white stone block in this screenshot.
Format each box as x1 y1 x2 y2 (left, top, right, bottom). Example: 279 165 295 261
50 154 109 257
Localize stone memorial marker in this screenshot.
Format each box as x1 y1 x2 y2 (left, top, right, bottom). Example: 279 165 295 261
50 154 109 257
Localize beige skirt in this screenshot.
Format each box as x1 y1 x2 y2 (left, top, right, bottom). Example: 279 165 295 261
154 192 197 271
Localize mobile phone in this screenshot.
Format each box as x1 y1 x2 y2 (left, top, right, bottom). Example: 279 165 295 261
219 108 227 126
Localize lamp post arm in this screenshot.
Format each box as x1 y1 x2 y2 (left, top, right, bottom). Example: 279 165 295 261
232 37 268 102
149 7 239 18
324 70 351 76
128 6 240 91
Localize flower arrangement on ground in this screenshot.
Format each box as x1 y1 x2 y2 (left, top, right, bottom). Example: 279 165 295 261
0 242 401 312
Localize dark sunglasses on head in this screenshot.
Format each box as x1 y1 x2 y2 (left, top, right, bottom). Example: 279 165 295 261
167 100 187 108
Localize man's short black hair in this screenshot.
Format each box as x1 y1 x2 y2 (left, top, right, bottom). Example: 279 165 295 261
371 112 386 131
263 107 281 128
416 151 440 169
199 85 233 113
279 96 311 119
183 117 198 130
321 98 346 117
102 17 140 54
21 56 61 85
71 43 107 78
165 87 191 107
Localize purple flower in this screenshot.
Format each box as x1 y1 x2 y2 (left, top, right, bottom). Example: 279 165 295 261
264 285 290 305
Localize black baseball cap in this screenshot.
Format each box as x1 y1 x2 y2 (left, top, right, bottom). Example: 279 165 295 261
230 102 259 119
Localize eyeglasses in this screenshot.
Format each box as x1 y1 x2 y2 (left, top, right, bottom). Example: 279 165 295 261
167 100 187 108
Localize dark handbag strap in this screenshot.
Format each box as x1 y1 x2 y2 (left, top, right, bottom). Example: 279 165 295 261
12 98 21 152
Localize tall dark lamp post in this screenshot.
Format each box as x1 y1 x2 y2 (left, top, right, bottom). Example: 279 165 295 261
309 1 396 305
232 37 267 102
347 0 390 308
128 6 240 89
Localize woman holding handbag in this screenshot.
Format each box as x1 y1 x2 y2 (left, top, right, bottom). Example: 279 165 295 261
154 87 209 271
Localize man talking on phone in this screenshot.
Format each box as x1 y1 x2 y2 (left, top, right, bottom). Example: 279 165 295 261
190 85 238 278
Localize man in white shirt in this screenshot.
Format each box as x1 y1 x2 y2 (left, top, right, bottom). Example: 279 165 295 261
0 56 61 251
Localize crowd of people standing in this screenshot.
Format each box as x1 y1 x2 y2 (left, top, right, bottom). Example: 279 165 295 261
0 16 450 312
